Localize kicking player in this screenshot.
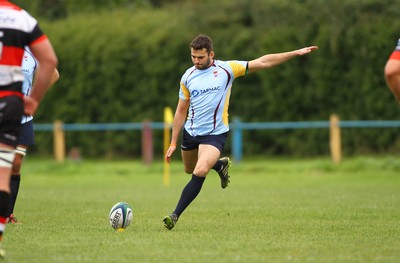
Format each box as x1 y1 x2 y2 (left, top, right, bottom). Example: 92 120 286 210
7 48 59 224
0 0 58 257
163 34 317 230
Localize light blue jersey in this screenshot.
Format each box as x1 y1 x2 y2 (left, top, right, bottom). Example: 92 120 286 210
179 60 248 136
21 48 37 123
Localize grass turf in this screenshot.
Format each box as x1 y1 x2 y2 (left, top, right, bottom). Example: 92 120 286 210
4 156 400 262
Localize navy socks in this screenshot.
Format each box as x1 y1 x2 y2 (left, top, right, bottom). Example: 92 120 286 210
8 175 20 216
212 159 222 171
173 174 205 217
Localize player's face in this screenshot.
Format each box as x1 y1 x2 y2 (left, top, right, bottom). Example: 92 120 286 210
191 48 214 70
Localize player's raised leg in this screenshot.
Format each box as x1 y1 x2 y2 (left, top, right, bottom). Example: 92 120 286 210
212 157 231 189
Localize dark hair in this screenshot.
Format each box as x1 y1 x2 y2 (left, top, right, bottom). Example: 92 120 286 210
190 34 213 53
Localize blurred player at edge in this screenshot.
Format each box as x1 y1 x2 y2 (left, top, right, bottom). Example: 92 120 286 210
163 34 317 230
384 38 400 102
7 48 59 224
0 0 58 257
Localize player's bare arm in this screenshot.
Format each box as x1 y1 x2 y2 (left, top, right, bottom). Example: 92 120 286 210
33 68 59 89
50 69 60 87
165 98 190 163
247 46 318 74
27 40 58 108
384 59 400 102
24 68 60 117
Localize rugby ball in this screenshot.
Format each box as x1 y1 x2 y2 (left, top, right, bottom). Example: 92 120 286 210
109 202 133 230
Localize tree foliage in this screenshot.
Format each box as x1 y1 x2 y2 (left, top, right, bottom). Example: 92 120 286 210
22 0 400 158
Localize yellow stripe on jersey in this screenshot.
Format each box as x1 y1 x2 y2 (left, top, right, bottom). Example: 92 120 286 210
222 86 232 126
180 82 190 100
228 61 247 78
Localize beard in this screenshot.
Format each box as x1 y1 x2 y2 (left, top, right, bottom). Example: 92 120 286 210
194 57 212 70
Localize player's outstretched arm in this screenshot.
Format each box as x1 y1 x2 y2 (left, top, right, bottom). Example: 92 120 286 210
248 46 318 74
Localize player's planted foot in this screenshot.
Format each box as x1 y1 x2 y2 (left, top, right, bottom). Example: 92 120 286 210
218 157 231 189
8 214 19 224
163 214 178 230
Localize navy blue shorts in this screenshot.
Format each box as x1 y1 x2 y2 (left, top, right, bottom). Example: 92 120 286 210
181 128 228 153
17 120 34 146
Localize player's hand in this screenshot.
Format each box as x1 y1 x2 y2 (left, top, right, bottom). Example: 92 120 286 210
297 46 318 55
23 96 39 116
165 145 177 163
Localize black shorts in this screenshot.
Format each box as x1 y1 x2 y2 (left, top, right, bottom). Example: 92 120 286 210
0 96 23 147
17 120 34 146
181 128 228 153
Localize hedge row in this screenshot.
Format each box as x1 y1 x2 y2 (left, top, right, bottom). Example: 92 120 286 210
25 0 400 158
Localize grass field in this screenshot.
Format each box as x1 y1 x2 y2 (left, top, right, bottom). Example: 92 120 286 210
4 156 400 262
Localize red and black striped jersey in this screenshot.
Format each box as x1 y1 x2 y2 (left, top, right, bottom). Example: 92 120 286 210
0 0 47 96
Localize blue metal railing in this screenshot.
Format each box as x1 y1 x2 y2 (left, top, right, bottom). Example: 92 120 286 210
34 122 165 131
230 119 400 161
34 119 400 161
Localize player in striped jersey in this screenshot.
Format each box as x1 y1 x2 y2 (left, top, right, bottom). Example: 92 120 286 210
0 0 58 257
163 34 317 230
7 48 59 224
384 38 400 102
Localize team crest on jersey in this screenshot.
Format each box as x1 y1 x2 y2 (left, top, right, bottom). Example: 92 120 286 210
213 70 218 78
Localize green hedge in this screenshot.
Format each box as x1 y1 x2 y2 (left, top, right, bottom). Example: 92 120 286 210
27 0 400 158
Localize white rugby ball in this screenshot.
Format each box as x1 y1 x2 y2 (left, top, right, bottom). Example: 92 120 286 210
109 202 133 230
